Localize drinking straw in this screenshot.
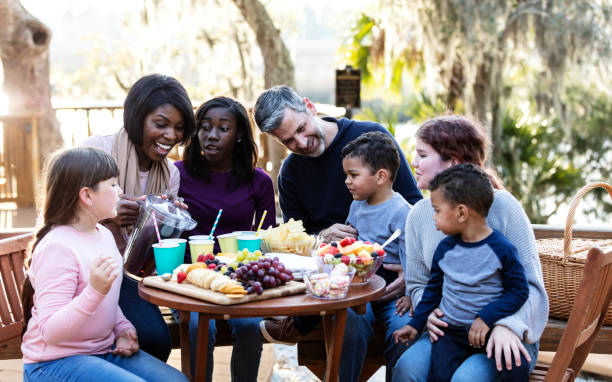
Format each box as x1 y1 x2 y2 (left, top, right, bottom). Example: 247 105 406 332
208 209 223 240
255 210 267 236
151 211 162 244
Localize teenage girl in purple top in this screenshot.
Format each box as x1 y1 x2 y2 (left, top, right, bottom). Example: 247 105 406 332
174 96 276 382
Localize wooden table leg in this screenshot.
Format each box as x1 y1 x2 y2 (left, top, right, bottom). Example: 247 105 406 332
323 308 348 382
195 313 210 382
353 303 366 315
322 314 332 357
178 311 192 380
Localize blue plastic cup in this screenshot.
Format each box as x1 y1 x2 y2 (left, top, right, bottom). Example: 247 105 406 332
237 234 261 252
152 243 182 275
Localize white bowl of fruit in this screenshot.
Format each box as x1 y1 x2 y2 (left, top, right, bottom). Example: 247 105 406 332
313 237 385 285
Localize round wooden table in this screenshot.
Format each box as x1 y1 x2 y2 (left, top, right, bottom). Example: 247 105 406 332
138 275 386 382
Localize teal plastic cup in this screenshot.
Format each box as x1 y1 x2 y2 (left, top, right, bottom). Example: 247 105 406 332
237 234 261 252
152 243 182 275
161 238 187 262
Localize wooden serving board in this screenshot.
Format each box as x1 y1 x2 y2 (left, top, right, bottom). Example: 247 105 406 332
143 276 306 305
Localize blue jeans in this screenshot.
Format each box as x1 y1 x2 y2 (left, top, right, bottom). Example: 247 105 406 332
344 300 414 381
430 325 529 382
23 350 188 382
392 332 539 382
119 274 172 362
172 310 263 382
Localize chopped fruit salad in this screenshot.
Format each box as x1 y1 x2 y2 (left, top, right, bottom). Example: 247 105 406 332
314 238 385 284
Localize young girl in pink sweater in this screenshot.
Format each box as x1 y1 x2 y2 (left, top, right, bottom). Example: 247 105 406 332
21 147 187 382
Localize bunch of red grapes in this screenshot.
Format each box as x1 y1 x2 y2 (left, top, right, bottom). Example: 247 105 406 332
230 256 294 294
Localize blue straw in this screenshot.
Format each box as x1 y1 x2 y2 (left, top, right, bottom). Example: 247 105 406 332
208 209 223 240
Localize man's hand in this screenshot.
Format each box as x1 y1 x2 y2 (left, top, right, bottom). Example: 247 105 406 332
425 308 448 343
109 195 144 227
393 324 419 345
378 263 405 302
394 295 412 316
112 328 139 357
468 317 489 348
320 223 358 242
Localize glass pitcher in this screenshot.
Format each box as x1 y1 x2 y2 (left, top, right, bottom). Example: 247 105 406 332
123 195 196 280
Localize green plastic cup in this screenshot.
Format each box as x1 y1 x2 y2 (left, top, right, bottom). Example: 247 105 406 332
189 239 215 263
237 234 261 252
189 235 211 241
152 243 182 275
216 232 241 253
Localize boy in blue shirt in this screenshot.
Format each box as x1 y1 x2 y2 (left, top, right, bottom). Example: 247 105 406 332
341 131 413 380
393 163 529 381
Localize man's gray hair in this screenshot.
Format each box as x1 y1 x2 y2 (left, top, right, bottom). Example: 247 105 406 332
253 85 308 133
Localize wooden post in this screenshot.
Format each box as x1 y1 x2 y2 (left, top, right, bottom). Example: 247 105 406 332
0 111 42 206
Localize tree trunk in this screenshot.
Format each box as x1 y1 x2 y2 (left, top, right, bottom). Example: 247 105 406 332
0 0 63 173
446 54 465 111
231 0 294 218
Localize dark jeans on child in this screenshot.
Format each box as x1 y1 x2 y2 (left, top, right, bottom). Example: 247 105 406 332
119 274 172 362
430 324 529 382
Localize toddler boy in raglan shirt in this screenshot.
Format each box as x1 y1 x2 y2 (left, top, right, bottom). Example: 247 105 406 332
393 163 529 381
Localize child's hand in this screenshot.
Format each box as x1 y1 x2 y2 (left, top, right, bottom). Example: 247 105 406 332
468 317 490 348
394 295 412 316
112 328 139 357
393 324 418 345
89 255 120 295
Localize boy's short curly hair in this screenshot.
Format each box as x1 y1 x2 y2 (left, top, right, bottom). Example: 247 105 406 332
429 163 494 217
341 131 400 181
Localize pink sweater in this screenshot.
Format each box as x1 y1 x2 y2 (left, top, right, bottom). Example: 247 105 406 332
21 225 134 363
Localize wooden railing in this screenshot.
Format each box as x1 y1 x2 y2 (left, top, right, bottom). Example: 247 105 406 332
0 104 278 207
54 104 124 147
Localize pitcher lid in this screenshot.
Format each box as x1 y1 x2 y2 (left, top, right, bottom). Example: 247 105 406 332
145 195 197 229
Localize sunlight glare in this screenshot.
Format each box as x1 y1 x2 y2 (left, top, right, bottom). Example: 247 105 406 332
0 90 8 114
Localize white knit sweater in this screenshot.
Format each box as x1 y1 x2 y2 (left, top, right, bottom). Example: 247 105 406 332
403 190 549 344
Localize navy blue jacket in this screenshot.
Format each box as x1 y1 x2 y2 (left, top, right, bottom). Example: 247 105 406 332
278 117 422 234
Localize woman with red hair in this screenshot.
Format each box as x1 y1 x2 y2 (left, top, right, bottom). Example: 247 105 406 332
393 116 547 381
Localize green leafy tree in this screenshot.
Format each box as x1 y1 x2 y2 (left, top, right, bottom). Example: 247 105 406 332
341 1 612 156
340 0 612 224
495 112 584 223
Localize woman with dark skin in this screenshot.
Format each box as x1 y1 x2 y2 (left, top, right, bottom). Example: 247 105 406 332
175 96 275 381
81 74 196 361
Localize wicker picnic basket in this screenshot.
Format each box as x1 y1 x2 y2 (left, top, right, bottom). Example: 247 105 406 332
537 182 612 324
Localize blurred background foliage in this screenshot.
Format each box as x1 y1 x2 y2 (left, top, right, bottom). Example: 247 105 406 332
7 0 612 225
344 0 612 224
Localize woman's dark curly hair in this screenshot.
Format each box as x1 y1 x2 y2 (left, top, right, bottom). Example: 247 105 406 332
183 96 258 187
